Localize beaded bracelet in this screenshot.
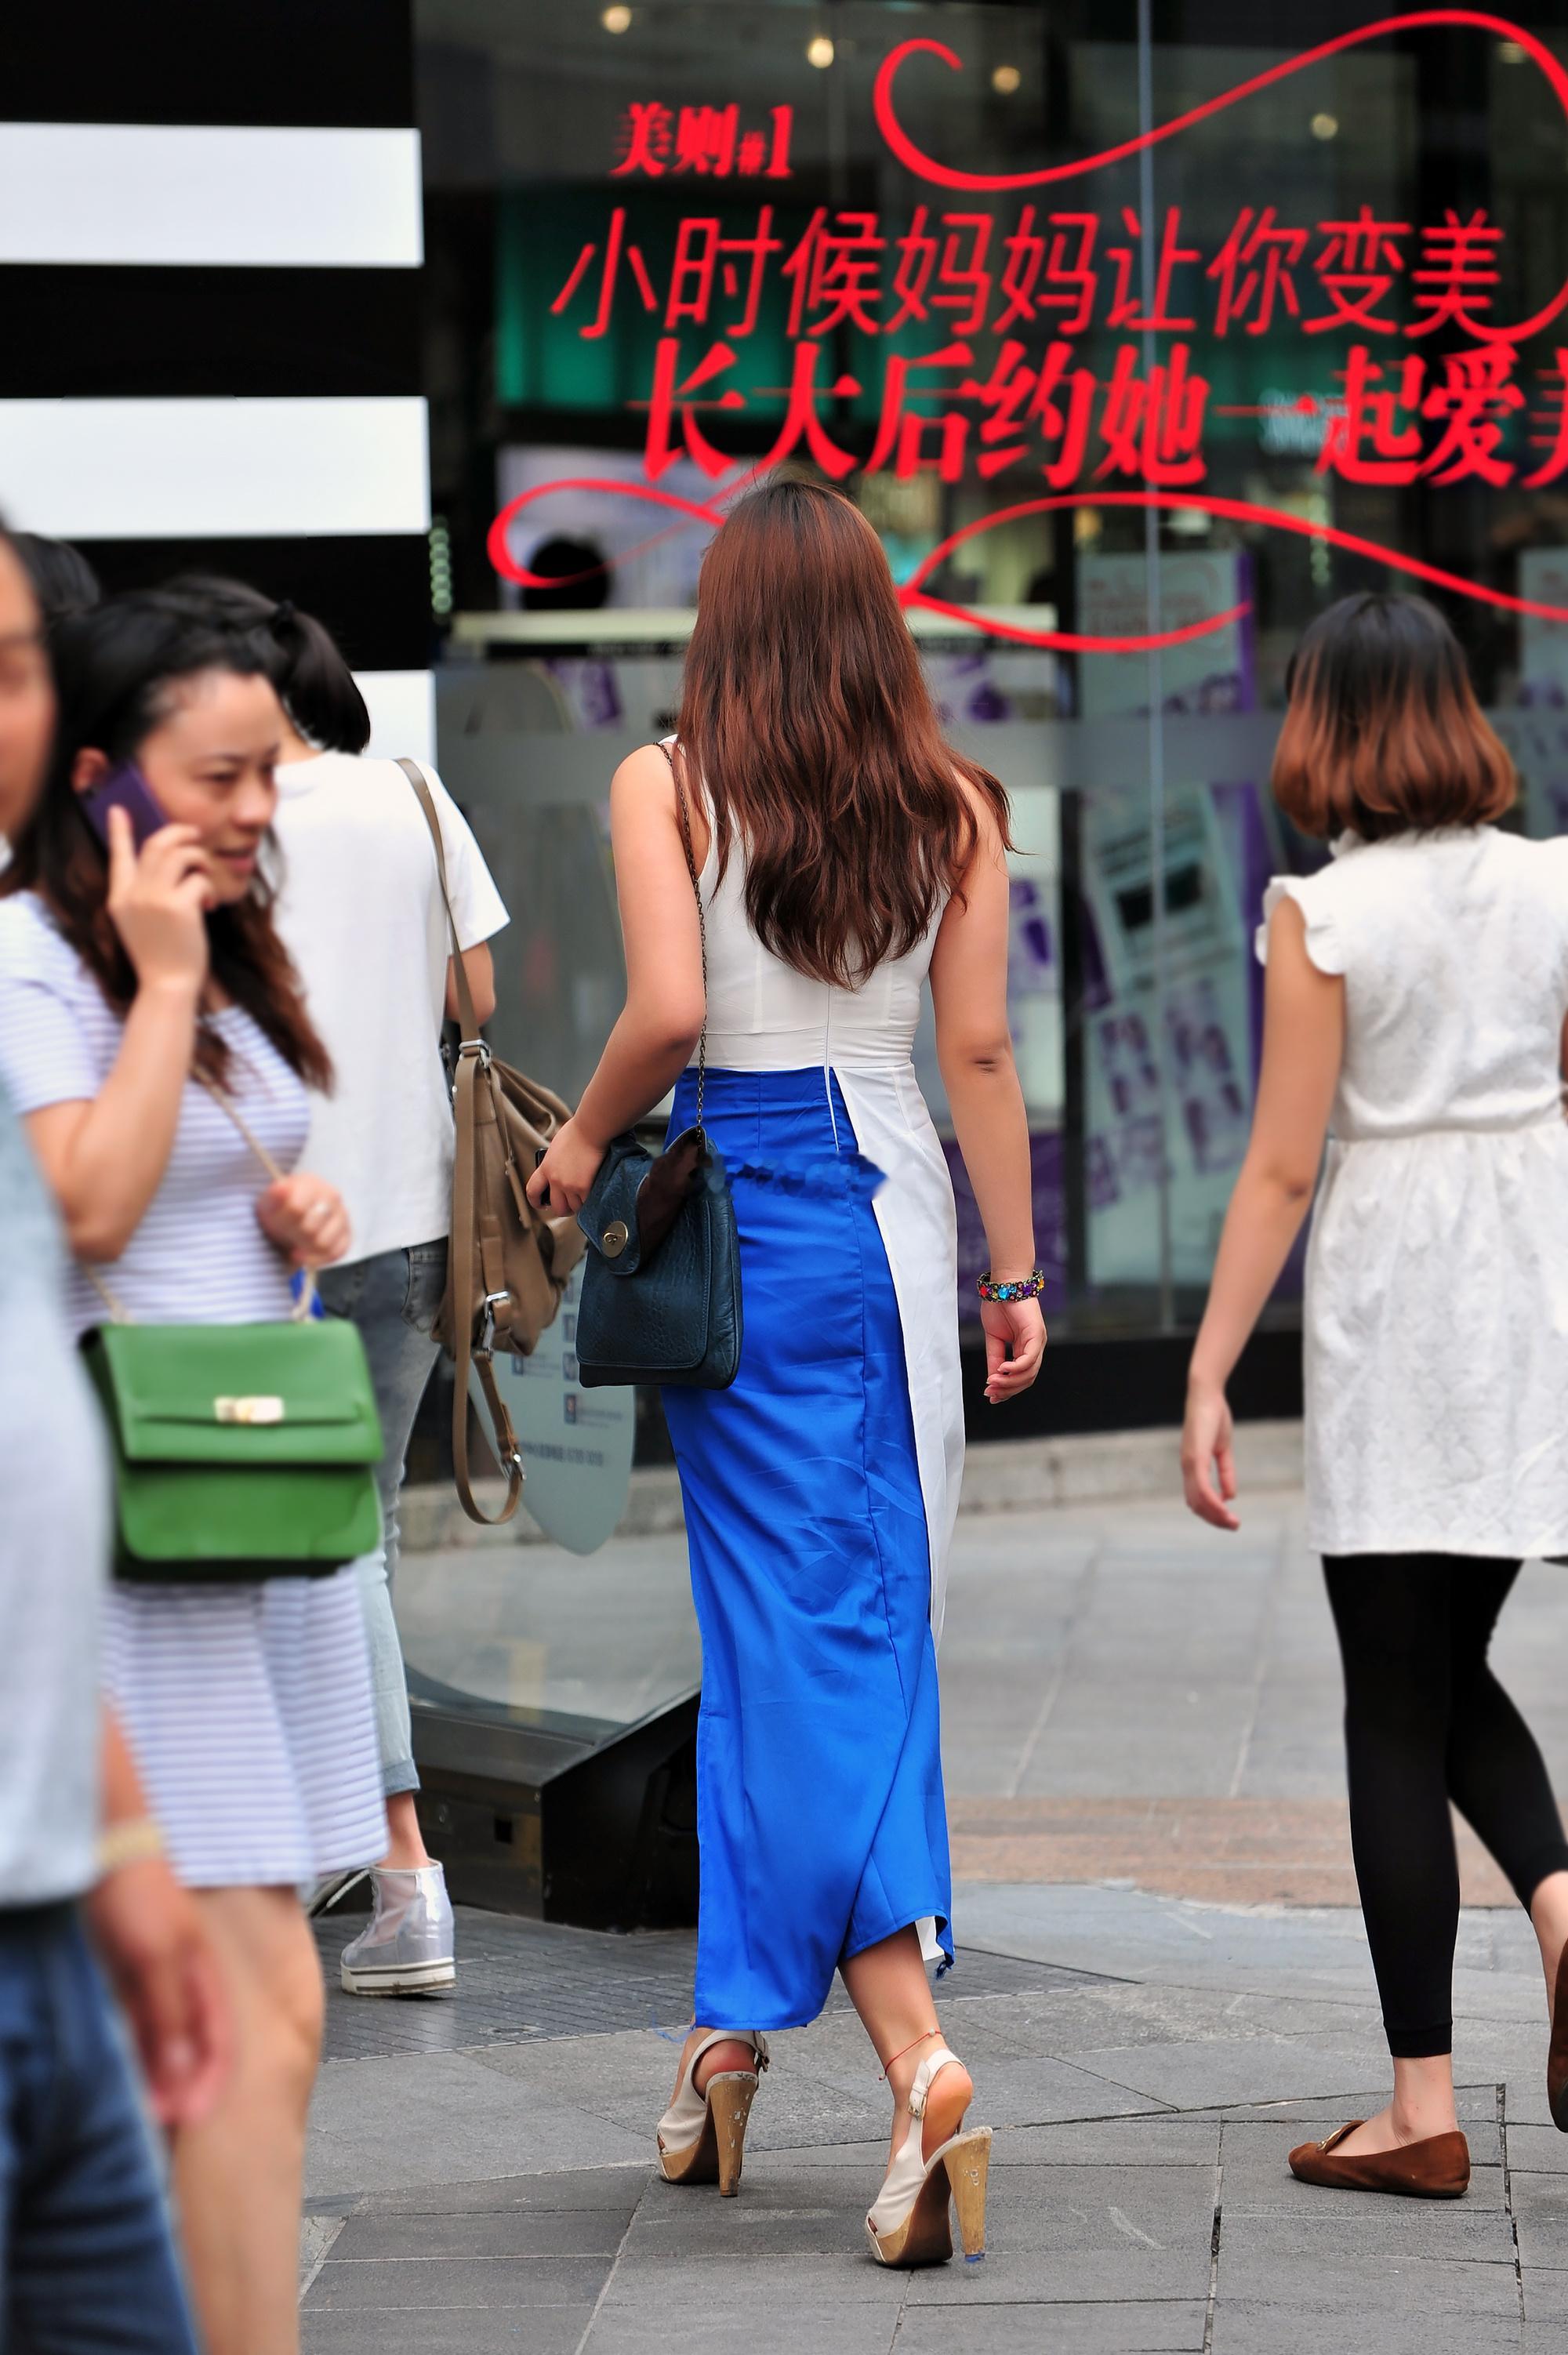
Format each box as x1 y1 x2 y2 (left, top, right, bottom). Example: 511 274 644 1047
977 1268 1047 1304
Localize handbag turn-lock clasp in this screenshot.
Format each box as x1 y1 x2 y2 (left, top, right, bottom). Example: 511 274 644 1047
214 1396 285 1425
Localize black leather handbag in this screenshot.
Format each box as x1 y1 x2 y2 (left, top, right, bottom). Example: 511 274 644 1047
575 745 743 1392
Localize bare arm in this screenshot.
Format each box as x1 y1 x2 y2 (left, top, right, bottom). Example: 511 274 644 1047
930 796 1034 1277
930 793 1045 1401
525 746 704 1214
1181 894 1344 1528
26 813 209 1262
445 943 496 1028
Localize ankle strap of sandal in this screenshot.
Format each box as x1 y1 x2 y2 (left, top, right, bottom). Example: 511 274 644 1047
907 2045 962 2119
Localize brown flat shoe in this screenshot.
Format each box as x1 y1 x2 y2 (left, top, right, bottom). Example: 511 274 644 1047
1549 1945 1568 2132
1288 2121 1469 2197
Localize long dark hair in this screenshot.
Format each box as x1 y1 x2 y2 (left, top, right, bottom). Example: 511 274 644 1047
1272 592 1515 841
162 573 370 753
674 478 1012 988
2 590 332 1090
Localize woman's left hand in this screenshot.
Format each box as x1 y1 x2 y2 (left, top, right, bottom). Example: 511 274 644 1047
524 1118 604 1219
256 1171 351 1268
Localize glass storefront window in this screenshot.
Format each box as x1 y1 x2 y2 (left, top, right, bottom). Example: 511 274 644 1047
416 0 1568 1367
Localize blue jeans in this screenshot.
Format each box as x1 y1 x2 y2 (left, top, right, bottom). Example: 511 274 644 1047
318 1242 446 1799
0 1906 198 2353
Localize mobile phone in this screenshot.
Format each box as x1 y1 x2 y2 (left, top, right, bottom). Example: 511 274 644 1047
79 762 167 853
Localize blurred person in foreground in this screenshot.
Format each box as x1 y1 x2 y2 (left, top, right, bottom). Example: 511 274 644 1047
0 526 225 2348
169 575 509 1999
11 530 100 635
0 586 383 2353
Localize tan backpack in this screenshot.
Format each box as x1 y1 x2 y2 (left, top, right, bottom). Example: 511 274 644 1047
397 759 586 1525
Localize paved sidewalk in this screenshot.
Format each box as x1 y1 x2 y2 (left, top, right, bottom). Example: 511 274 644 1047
303 1488 1568 2351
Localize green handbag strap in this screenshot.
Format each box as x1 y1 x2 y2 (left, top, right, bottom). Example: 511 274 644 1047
86 1070 318 1326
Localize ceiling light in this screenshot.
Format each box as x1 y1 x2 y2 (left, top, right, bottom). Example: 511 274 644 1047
992 64 1022 95
1310 112 1339 140
601 4 631 30
807 34 835 69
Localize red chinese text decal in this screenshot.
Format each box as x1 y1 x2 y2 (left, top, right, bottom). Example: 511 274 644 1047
497 12 1568 650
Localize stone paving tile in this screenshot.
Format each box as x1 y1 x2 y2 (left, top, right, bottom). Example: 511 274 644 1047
1210 2301 1525 2355
903 2246 1211 2306
1065 2035 1398 2110
339 2164 646 2218
1504 2124 1568 2172
593 2248 902 2308
1504 2165 1568 2266
302 2313 597 2355
303 2253 612 2309
306 2050 651 2201
893 2306 1207 2354
329 2208 626 2261
1213 2244 1521 2314
998 2119 1220 2165
1224 2197 1515 2262
582 2308 901 2354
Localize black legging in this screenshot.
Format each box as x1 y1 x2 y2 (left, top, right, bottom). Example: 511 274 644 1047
1324 1554 1568 2058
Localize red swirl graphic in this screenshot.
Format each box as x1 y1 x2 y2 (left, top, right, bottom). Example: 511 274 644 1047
488 477 1568 651
873 11 1568 346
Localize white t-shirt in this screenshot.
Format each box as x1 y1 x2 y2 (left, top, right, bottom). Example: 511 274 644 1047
270 751 509 1265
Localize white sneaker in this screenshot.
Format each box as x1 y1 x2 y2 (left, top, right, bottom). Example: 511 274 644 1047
339 1863 457 1996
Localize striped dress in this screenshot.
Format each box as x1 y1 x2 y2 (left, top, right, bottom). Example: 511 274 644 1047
0 891 384 1888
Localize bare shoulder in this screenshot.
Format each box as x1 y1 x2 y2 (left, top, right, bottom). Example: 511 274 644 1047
610 741 677 804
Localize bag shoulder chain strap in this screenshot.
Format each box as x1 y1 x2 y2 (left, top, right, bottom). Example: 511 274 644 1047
657 738 708 1135
86 1056 316 1326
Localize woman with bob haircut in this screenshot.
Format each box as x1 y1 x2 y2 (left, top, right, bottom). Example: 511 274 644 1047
528 476 1046 2265
1183 590 1568 2198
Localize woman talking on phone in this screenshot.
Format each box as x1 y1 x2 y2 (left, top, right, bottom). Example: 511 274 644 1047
528 478 1046 2266
0 590 383 2355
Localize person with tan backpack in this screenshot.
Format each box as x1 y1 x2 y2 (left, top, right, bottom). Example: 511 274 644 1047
178 576 512 1998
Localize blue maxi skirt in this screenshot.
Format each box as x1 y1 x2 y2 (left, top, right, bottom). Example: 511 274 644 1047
662 1065 953 2032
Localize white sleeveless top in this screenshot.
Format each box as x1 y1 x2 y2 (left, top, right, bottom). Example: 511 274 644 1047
689 775 964 1636
1261 826 1568 1558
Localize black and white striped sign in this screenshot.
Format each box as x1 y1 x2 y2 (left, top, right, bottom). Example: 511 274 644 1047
1 0 432 758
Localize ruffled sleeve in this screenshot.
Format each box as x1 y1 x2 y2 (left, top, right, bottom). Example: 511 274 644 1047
1255 874 1346 976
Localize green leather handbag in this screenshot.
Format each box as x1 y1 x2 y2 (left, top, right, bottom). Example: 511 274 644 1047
80 1076 383 1582
83 1314 383 1583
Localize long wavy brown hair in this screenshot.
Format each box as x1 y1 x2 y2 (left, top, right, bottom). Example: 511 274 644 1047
2 589 332 1091
674 478 1011 986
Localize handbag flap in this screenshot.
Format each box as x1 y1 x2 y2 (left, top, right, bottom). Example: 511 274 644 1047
579 1129 715 1279
86 1321 383 1467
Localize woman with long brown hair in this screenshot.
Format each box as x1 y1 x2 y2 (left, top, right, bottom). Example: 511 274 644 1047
528 477 1045 2265
1182 591 1568 2198
0 588 383 2352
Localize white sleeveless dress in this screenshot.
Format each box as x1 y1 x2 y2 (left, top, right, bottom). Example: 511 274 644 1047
1261 827 1568 1559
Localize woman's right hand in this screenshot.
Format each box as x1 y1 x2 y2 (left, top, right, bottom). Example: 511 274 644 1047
1181 1381 1240 1530
104 805 210 997
980 1296 1047 1405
